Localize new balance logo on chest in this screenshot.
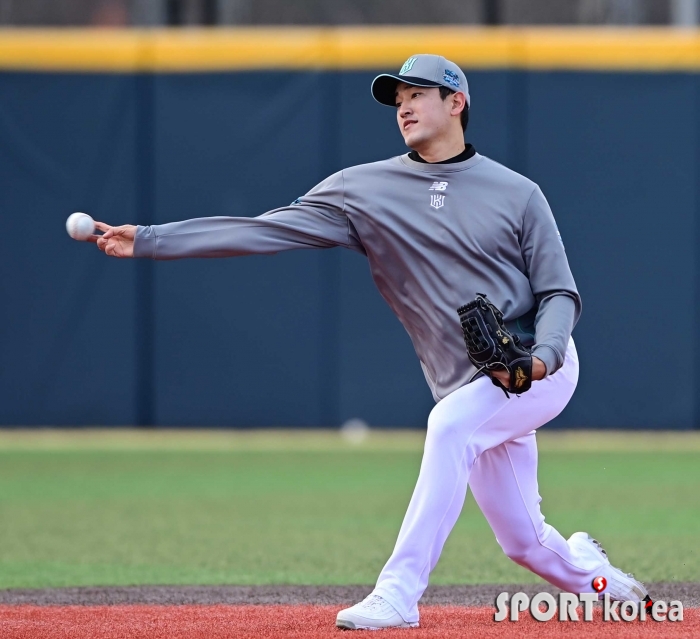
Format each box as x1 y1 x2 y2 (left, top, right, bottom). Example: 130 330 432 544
429 182 447 209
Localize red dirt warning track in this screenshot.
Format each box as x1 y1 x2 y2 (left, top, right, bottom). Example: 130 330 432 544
0 605 697 639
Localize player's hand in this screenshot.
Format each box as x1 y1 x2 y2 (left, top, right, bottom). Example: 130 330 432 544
491 356 546 387
91 222 136 258
531 356 546 381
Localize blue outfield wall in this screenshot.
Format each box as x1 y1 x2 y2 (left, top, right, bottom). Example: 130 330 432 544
0 69 698 428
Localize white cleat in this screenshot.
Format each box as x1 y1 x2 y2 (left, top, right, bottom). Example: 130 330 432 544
336 593 419 630
568 531 651 604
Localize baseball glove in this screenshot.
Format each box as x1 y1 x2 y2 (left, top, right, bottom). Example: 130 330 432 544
457 293 533 397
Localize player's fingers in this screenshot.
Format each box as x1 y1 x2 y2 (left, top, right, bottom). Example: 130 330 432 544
94 221 111 233
85 234 99 244
105 227 131 240
113 225 136 239
106 241 128 258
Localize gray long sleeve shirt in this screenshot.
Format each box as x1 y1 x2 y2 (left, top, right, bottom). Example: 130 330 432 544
134 152 581 401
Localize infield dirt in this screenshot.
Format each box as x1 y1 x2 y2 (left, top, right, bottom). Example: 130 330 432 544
1 598 698 639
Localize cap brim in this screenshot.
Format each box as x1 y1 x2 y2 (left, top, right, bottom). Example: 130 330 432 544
371 74 442 107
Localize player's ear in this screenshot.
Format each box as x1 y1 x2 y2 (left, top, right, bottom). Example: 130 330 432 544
452 92 466 115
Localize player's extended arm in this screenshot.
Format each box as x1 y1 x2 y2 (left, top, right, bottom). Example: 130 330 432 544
93 171 363 260
520 186 582 378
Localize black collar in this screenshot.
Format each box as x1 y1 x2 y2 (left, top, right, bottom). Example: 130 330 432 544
408 144 476 164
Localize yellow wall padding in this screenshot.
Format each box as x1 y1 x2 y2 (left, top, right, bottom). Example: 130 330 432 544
0 27 698 72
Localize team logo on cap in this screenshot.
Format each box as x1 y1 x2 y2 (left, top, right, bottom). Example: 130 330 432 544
443 69 460 89
400 57 417 75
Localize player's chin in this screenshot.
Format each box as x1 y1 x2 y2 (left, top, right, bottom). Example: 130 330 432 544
403 129 428 149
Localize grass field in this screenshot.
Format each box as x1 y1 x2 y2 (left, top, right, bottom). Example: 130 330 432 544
0 429 698 590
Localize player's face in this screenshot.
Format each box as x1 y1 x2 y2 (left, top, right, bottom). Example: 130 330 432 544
395 83 452 149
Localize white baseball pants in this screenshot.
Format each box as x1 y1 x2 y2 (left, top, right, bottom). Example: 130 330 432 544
374 338 600 624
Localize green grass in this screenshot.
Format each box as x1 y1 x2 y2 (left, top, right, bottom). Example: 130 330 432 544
0 430 697 589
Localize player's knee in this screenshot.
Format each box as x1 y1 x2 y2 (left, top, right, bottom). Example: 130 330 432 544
503 545 532 568
500 535 541 569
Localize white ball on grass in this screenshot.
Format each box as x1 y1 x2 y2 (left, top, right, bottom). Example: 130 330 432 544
66 212 95 241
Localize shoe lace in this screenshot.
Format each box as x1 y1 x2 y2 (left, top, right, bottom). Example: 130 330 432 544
360 594 387 612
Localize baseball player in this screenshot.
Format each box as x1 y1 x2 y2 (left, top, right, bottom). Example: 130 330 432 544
92 54 649 630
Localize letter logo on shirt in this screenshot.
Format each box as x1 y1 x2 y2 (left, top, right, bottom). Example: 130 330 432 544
430 194 445 209
429 181 448 191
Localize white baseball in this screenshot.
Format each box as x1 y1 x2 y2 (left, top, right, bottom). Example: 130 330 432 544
66 212 95 241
